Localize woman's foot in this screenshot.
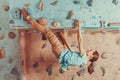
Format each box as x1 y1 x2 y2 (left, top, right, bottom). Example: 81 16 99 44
22 8 29 20
59 67 65 73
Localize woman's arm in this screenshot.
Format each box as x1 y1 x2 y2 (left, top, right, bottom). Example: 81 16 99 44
60 32 72 51
77 21 85 55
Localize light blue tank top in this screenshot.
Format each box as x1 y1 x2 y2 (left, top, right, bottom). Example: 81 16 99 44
59 50 88 70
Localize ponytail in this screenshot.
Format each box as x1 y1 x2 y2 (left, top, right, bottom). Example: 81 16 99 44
88 51 99 74
88 62 94 74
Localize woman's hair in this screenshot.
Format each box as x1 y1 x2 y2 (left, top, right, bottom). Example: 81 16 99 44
88 51 99 74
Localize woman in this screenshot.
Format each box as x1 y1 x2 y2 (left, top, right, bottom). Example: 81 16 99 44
22 8 99 74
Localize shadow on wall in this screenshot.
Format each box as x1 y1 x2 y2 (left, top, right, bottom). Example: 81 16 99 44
20 30 58 74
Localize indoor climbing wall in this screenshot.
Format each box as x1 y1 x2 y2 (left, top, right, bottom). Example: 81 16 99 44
9 0 120 29
0 0 22 80
0 0 120 80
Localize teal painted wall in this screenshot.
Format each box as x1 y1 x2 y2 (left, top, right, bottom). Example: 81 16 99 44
0 0 22 80
9 0 120 28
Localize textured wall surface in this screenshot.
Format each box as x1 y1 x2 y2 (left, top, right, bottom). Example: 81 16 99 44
9 0 120 28
0 0 120 80
0 0 22 80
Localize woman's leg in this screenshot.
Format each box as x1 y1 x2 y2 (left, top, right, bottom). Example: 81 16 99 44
25 16 64 58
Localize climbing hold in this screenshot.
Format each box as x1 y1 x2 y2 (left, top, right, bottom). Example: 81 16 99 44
116 39 120 45
0 35 4 40
72 20 79 28
112 0 118 5
38 17 48 26
42 43 47 48
51 1 58 6
66 10 74 19
0 48 5 59
9 20 14 24
51 21 61 28
87 0 93 7
76 68 86 76
99 20 106 28
100 66 105 76
71 77 75 80
11 67 20 75
33 62 39 68
14 8 21 19
8 58 13 63
8 32 16 39
46 65 52 76
4 6 9 12
71 44 78 48
101 52 108 59
39 57 45 62
24 4 31 8
42 34 47 40
59 67 65 73
39 0 45 11
73 0 81 4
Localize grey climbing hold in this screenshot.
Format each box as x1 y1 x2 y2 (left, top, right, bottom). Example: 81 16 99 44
46 67 52 76
11 67 20 75
51 1 58 6
87 0 93 7
9 20 14 24
71 44 78 48
112 0 118 5
33 62 39 68
73 0 81 4
14 8 21 19
101 52 108 59
116 39 120 45
71 77 75 80
100 66 105 76
99 20 106 28
76 68 86 76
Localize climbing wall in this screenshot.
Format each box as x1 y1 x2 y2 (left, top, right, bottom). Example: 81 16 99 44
19 30 120 80
0 0 120 80
0 0 22 80
9 0 120 28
